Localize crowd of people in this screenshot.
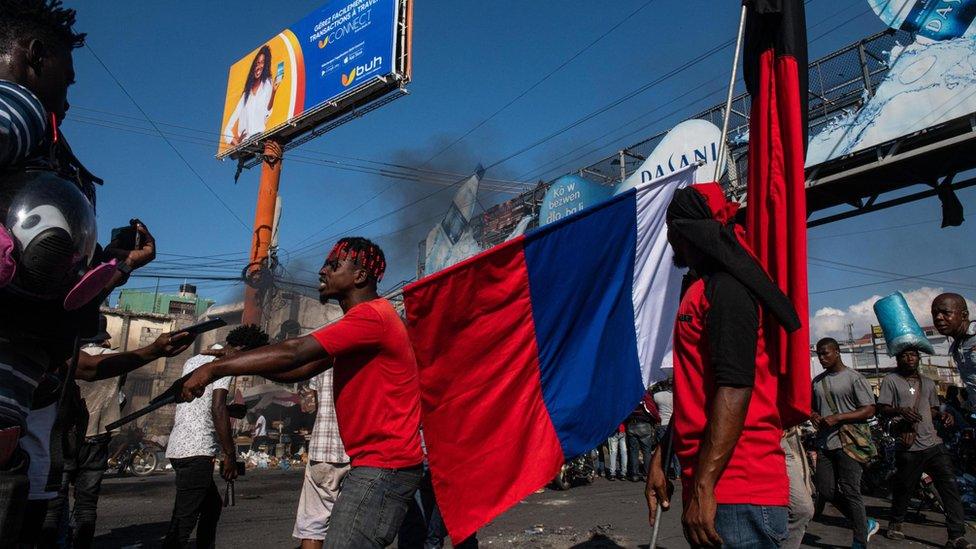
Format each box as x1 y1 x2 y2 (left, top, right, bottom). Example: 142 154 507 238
1 2 976 548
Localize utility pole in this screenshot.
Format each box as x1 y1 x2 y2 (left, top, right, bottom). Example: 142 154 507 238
871 325 882 379
847 322 858 370
242 140 283 326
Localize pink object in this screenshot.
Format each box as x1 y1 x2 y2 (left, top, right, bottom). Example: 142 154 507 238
0 225 15 288
64 259 117 310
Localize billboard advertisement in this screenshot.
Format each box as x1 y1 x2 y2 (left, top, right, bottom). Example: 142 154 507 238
539 175 614 226
218 0 402 157
616 119 727 195
805 1 976 166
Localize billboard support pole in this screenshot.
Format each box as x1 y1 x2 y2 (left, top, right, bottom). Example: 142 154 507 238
243 139 283 327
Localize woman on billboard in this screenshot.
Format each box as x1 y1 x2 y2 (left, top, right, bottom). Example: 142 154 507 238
223 45 282 146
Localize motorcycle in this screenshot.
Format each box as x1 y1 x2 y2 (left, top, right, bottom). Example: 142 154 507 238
107 429 163 477
552 453 596 490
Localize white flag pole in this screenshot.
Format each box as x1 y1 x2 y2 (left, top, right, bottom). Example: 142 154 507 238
713 3 749 183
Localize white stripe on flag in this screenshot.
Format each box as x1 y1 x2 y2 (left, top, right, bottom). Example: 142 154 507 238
631 165 697 387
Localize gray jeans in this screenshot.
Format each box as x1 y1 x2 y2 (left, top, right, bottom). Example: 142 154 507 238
781 434 813 549
324 465 424 549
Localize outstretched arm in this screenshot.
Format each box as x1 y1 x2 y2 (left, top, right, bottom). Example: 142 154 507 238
264 359 332 384
181 336 327 400
75 331 195 381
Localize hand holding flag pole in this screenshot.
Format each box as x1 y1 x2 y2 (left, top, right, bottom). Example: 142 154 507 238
648 424 677 549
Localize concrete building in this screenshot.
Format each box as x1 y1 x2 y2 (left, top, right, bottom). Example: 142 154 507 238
196 288 344 395
117 284 214 317
100 285 214 436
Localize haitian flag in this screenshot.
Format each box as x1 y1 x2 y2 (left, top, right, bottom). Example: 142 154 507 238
743 0 811 428
403 166 696 542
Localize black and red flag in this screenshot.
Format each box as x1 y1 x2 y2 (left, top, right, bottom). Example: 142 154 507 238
742 0 811 428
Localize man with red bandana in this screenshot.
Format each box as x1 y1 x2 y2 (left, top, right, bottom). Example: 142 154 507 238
645 183 801 548
181 237 424 549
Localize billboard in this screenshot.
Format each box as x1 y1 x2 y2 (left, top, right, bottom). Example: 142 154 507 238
805 1 976 166
539 175 614 226
217 0 406 158
616 119 727 195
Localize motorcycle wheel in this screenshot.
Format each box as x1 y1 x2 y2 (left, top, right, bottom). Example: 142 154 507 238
553 465 571 491
129 448 158 476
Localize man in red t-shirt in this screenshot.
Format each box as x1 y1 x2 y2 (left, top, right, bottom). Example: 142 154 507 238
645 184 801 548
182 237 424 548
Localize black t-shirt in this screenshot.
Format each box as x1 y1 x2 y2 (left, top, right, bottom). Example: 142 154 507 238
704 271 759 388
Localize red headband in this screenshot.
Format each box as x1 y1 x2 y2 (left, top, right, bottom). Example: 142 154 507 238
690 182 740 225
327 241 386 282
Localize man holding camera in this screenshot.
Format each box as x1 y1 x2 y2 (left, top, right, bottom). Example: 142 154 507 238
0 2 159 543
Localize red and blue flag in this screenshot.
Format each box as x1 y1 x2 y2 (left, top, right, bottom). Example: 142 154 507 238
403 167 696 542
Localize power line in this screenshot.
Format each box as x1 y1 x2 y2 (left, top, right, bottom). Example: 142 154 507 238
517 3 871 183
67 108 531 190
809 218 939 241
420 0 658 167
84 44 251 232
810 265 976 295
809 258 976 290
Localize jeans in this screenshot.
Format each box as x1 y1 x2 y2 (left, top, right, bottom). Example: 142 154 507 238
782 435 813 549
890 444 967 539
398 467 447 549
163 456 222 548
324 464 424 549
0 447 29 546
606 432 627 477
814 448 868 544
707 504 787 549
398 466 479 549
625 421 655 478
58 436 109 548
655 425 680 478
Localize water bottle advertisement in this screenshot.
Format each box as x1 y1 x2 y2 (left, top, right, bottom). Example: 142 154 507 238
804 0 976 166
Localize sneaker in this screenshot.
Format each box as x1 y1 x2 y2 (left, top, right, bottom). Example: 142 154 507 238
866 518 880 543
945 537 976 549
607 474 616 481
886 522 905 540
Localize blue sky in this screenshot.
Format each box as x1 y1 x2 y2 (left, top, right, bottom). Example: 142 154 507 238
62 1 974 340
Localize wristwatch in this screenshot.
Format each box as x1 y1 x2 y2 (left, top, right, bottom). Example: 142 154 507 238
117 261 133 276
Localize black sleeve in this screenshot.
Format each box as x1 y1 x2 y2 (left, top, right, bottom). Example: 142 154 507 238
705 272 759 388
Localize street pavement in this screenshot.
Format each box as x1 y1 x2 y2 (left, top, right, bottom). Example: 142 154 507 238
92 467 969 547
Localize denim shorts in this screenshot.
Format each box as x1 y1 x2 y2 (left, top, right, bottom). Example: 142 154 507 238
711 504 788 548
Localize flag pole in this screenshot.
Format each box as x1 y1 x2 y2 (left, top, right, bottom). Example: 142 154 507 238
650 424 674 549
714 3 749 183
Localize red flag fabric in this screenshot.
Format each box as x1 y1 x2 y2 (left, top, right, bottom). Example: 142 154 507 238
743 0 811 428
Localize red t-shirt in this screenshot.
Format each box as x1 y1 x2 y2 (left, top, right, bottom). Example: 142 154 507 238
311 299 423 468
672 275 788 506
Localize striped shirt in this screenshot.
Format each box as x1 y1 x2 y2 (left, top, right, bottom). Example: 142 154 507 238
0 80 46 166
308 370 348 463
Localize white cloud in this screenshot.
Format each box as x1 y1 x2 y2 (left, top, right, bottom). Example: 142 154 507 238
809 287 976 343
